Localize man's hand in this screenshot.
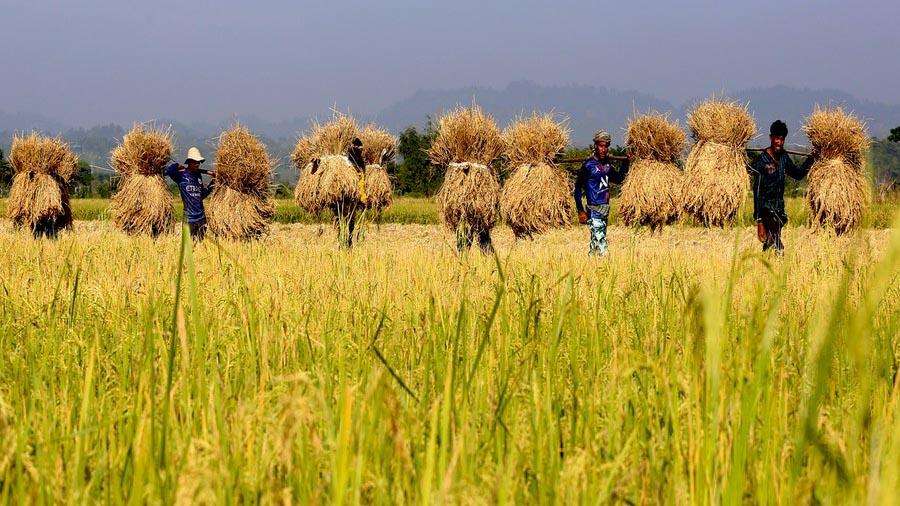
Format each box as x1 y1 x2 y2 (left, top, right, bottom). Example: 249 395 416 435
756 222 766 243
578 211 588 224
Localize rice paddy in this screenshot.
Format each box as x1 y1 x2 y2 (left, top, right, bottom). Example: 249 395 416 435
1 217 899 503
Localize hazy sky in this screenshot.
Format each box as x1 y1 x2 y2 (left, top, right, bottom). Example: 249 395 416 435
2 0 898 126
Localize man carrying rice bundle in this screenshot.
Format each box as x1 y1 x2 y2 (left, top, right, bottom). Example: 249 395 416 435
165 147 215 241
747 120 816 253
573 130 629 256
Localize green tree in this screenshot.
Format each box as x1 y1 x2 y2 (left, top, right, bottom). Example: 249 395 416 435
889 126 900 143
394 123 440 196
70 159 95 197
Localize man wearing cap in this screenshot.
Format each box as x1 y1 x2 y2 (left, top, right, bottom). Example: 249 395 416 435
573 130 629 255
165 147 215 240
747 120 816 253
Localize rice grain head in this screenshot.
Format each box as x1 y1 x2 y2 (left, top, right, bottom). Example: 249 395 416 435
625 113 685 163
682 99 756 227
110 124 173 177
428 105 505 167
803 107 871 234
6 133 77 232
358 125 396 214
359 124 397 166
500 114 572 237
436 162 500 232
363 164 393 214
207 124 275 240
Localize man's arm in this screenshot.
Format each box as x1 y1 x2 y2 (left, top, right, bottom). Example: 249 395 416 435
610 158 630 185
164 161 181 182
573 163 586 213
201 178 215 199
785 153 815 181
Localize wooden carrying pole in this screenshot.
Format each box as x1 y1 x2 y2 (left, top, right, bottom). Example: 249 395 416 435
554 147 810 165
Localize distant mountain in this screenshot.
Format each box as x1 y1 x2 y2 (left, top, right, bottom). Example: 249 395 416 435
0 110 69 135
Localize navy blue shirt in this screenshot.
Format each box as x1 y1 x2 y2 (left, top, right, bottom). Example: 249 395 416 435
573 156 629 211
165 162 214 223
747 150 814 223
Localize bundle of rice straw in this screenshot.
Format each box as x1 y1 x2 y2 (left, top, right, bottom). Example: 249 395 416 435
109 124 175 236
499 113 572 238
358 124 396 214
292 113 362 216
6 133 77 236
803 106 871 234
430 105 505 240
682 99 756 226
618 113 686 231
206 124 274 240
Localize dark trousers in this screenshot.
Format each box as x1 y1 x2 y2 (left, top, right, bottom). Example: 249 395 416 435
189 219 207 241
760 211 784 253
457 227 494 254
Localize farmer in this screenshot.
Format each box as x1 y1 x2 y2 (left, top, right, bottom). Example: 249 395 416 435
747 120 816 253
573 130 630 255
165 147 215 241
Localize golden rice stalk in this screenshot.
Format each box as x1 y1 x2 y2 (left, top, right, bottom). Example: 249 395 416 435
6 172 72 231
803 107 871 234
290 136 315 174
436 162 500 232
9 133 78 182
682 142 748 226
686 99 756 146
293 155 361 214
207 186 275 240
363 164 393 214
804 106 869 163
294 162 324 214
618 159 683 230
208 124 274 239
7 133 76 233
359 125 397 166
109 174 175 236
625 113 685 163
806 159 870 234
500 162 574 238
502 113 569 167
306 113 360 158
110 124 173 177
429 105 504 167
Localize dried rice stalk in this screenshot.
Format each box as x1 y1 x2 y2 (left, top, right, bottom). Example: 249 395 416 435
292 114 364 217
363 164 393 214
6 133 77 233
109 174 175 235
682 99 756 226
436 162 500 232
358 125 396 214
500 163 573 238
429 105 504 167
617 160 683 230
359 124 397 166
618 114 685 230
803 107 871 234
208 124 274 240
500 114 572 238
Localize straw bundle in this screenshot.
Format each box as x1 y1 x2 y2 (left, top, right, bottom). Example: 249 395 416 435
109 124 176 235
499 113 572 238
359 125 396 214
6 133 77 234
292 114 362 215
618 114 685 230
430 106 504 235
803 107 871 234
682 99 756 226
207 124 274 240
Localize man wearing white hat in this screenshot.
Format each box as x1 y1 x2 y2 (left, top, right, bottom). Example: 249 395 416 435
165 147 215 240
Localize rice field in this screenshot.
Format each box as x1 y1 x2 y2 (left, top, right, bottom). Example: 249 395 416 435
1 216 899 503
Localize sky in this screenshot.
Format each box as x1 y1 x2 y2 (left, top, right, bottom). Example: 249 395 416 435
1 0 898 126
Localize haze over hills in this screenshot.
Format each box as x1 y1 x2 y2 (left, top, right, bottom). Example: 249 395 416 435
3 82 900 179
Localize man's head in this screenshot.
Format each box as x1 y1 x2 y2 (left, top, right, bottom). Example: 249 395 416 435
185 147 205 172
769 121 788 152
593 130 611 158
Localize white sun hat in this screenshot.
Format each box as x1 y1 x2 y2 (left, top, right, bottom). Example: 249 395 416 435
185 147 205 163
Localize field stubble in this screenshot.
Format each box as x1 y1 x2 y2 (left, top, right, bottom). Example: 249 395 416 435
1 219 899 503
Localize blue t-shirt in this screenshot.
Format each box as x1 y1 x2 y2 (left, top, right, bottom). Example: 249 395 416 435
573 156 629 210
165 162 213 223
